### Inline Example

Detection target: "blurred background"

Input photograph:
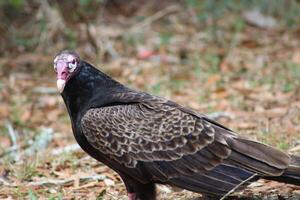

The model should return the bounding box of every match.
[0,0,300,199]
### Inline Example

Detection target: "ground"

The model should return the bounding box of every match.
[0,1,300,199]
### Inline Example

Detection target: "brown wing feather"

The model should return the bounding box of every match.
[81,92,291,181]
[81,103,218,168]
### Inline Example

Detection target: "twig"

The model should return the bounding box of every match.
[6,122,17,148]
[220,173,258,200]
[28,174,107,187]
[0,177,15,187]
[128,5,180,33]
[0,174,107,188]
[105,191,120,200]
[0,146,18,158]
[5,122,20,161]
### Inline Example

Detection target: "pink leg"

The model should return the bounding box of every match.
[128,192,137,200]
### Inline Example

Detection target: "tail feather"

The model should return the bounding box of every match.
[265,155,300,185]
[224,136,290,176]
[227,151,284,175]
[229,138,290,169]
[168,164,258,197]
[226,137,300,185]
[167,152,299,198]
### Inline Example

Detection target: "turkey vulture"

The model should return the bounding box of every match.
[54,50,300,200]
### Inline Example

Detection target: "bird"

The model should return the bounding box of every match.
[54,50,300,200]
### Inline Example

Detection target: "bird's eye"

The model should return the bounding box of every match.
[68,60,77,72]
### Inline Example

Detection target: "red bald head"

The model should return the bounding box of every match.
[54,50,80,93]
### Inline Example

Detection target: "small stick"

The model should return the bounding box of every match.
[6,122,17,148]
[220,173,258,200]
[28,174,107,187]
[0,177,15,187]
[5,122,20,161]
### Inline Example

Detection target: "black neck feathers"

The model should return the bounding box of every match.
[61,61,125,122]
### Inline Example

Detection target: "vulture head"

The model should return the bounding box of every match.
[54,50,81,93]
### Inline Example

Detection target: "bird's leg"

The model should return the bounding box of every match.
[119,172,156,200]
[125,182,156,200]
[127,192,137,200]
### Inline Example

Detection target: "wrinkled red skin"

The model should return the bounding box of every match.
[56,60,69,80]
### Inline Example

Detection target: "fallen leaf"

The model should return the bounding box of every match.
[206,74,221,86]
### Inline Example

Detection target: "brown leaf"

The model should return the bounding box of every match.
[211,88,228,100]
[0,104,10,119]
[206,74,221,86]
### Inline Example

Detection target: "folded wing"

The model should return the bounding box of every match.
[81,92,291,195]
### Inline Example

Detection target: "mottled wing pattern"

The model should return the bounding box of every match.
[81,92,290,182]
[81,102,225,168]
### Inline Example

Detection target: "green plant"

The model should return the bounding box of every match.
[48,193,63,200]
[28,189,38,200]
[14,158,39,181]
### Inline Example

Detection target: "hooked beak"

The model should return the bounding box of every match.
[56,61,69,93]
[57,79,66,93]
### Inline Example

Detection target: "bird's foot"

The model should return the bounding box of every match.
[128,192,137,200]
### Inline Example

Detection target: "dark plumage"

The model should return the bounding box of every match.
[54,50,300,200]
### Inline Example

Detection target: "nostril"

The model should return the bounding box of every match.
[60,71,68,79]
[57,67,69,80]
